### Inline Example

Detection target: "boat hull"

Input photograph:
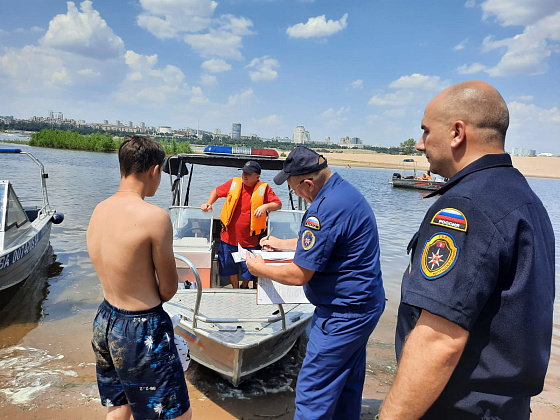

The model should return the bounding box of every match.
[391,178,445,191]
[164,289,314,386]
[0,217,52,291]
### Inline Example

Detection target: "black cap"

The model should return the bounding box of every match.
[273,146,328,185]
[240,160,261,174]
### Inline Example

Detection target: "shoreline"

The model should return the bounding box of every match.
[321,151,560,179]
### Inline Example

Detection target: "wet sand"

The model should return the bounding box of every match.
[321,150,560,179]
[1,297,558,419]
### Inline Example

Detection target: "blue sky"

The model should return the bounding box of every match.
[1,0,559,153]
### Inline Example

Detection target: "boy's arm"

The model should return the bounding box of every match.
[152,208,178,302]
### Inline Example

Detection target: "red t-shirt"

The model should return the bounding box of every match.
[216,179,281,247]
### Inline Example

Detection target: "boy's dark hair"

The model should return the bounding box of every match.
[118,135,165,177]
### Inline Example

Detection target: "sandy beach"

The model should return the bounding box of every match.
[321,150,560,179]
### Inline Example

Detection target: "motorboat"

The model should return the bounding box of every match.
[389,158,446,191]
[0,149,63,291]
[162,151,314,386]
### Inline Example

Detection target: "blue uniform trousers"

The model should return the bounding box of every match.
[294,305,382,420]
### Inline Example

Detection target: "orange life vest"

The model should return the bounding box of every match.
[220,177,268,236]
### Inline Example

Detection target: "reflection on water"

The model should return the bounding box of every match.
[0,247,63,348]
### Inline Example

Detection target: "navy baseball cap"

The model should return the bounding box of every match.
[240,160,261,174]
[273,146,328,185]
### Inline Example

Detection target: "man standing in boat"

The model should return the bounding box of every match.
[379,81,555,419]
[201,160,282,289]
[246,146,385,420]
[87,135,192,420]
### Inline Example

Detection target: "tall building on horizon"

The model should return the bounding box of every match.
[231,122,241,139]
[293,126,310,144]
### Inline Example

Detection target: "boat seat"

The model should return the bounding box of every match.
[173,237,210,248]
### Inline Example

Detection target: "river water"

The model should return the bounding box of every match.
[1,142,559,416]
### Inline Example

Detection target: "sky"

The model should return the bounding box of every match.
[0,0,559,154]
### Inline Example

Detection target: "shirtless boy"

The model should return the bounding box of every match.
[87,135,192,420]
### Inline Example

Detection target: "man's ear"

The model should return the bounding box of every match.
[451,120,466,149]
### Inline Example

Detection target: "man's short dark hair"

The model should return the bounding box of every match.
[118,135,165,177]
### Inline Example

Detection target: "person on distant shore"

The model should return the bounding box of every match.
[379,81,555,419]
[201,160,281,288]
[246,146,385,420]
[87,135,192,420]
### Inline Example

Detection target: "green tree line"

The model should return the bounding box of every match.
[28,129,192,154]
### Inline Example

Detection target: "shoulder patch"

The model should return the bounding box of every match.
[301,230,316,250]
[304,216,321,230]
[420,232,459,280]
[430,208,467,232]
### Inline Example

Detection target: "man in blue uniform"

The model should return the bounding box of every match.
[379,81,555,419]
[246,146,385,420]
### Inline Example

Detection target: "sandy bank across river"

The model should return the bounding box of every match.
[321,150,560,179]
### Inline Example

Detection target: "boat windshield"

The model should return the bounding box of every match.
[169,206,212,248]
[268,210,306,239]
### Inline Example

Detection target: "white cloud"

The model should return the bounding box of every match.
[246,56,279,81]
[465,0,477,8]
[368,91,416,107]
[137,0,217,38]
[40,1,124,60]
[201,59,231,73]
[255,114,282,125]
[115,50,192,104]
[351,79,363,89]
[321,107,350,119]
[480,0,560,26]
[453,38,469,50]
[506,101,560,152]
[320,107,349,128]
[462,2,560,77]
[200,74,217,86]
[389,74,448,91]
[185,28,247,60]
[77,68,101,77]
[516,95,534,101]
[481,11,560,76]
[227,88,254,106]
[456,62,488,74]
[367,74,450,144]
[138,2,254,60]
[286,13,348,39]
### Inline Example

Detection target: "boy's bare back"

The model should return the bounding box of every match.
[87,193,178,311]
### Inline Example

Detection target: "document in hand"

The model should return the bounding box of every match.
[255,251,310,305]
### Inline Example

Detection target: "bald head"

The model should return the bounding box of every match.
[435,80,509,146]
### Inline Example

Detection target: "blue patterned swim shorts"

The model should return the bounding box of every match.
[92,300,190,419]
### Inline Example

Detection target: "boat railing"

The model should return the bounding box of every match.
[0,149,51,216]
[174,253,287,331]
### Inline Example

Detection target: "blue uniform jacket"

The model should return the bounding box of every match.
[396,154,555,419]
[293,173,385,310]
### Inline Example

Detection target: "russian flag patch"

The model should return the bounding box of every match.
[430,208,467,232]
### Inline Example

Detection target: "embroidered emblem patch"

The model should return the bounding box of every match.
[304,216,321,230]
[302,230,316,250]
[430,208,467,232]
[420,233,459,279]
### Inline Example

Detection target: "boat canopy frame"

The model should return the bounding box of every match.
[163,153,305,211]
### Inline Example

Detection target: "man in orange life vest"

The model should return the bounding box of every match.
[201,161,282,288]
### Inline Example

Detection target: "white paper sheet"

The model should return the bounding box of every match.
[257,276,310,304]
